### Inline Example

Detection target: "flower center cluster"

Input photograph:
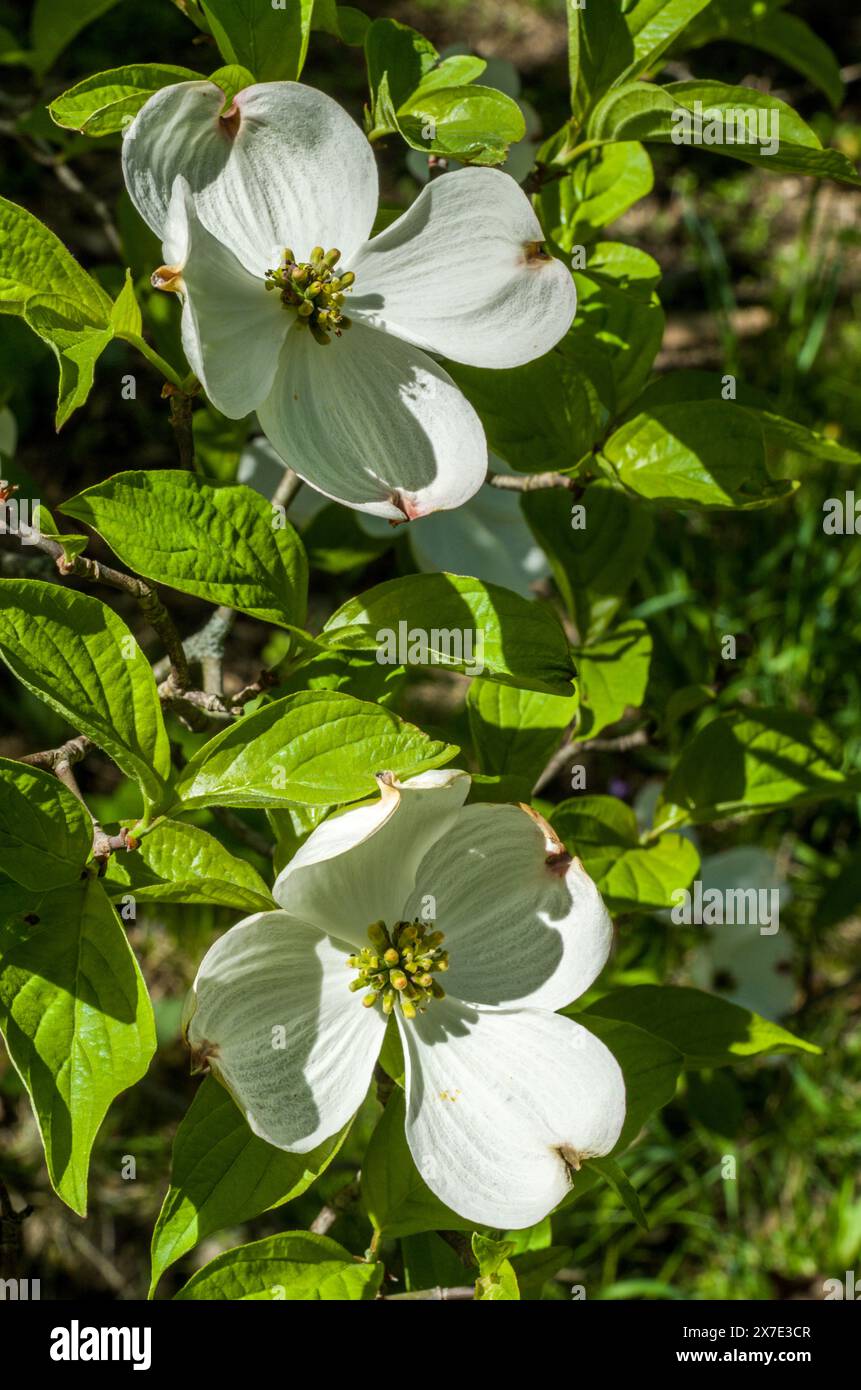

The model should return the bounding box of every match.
[264,246,355,345]
[347,919,448,1020]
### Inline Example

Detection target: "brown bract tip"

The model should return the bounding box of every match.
[524,240,552,265]
[519,803,572,874]
[189,1039,220,1076]
[388,490,424,525]
[151,265,184,293]
[558,1144,584,1174]
[219,100,241,139]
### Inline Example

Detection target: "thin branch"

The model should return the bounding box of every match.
[165,387,198,472]
[486,468,582,493]
[533,727,650,795]
[309,1180,360,1236]
[8,513,190,688]
[271,466,303,510]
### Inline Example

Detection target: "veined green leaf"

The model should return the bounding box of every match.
[0,581,172,815]
[661,707,853,823]
[603,400,798,508]
[574,620,651,738]
[105,819,274,912]
[64,472,308,628]
[0,757,92,890]
[584,984,820,1065]
[150,1077,347,1295]
[49,63,205,135]
[323,573,576,696]
[172,690,456,811]
[174,1230,382,1300]
[467,681,577,781]
[201,0,315,82]
[0,876,155,1214]
[552,794,699,912]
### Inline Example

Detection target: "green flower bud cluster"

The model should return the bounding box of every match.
[264,246,356,345]
[347,919,449,1020]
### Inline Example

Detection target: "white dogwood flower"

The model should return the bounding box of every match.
[122,79,576,520]
[183,768,625,1228]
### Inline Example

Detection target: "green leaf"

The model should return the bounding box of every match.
[365,18,524,165]
[150,1077,347,1295]
[323,573,576,697]
[63,472,308,628]
[24,296,113,429]
[574,619,651,738]
[0,197,115,426]
[620,0,712,82]
[551,795,699,912]
[538,141,654,249]
[586,1155,648,1229]
[362,1089,474,1238]
[588,80,861,186]
[570,241,665,416]
[313,1,369,45]
[448,339,604,475]
[172,690,456,811]
[522,481,654,641]
[0,580,172,816]
[0,757,92,890]
[682,3,844,109]
[0,196,111,323]
[110,270,142,337]
[603,400,797,509]
[584,984,820,1066]
[397,84,526,166]
[0,876,156,1214]
[30,0,125,75]
[402,1232,470,1292]
[207,63,256,107]
[467,680,577,781]
[566,0,633,127]
[201,0,315,82]
[174,1231,382,1300]
[661,707,852,823]
[472,1233,520,1300]
[623,371,861,467]
[104,819,274,912]
[577,1014,683,1151]
[29,502,88,563]
[49,63,205,136]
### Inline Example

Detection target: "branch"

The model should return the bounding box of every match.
[8,514,191,689]
[533,726,650,795]
[486,468,582,493]
[165,385,198,472]
[272,466,303,510]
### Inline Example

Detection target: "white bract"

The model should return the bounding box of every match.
[122,80,576,520]
[183,768,625,1228]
